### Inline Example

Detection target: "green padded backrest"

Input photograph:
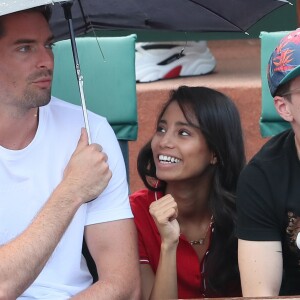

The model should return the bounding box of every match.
[260,31,291,137]
[52,34,138,141]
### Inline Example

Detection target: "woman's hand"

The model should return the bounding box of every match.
[149,194,180,246]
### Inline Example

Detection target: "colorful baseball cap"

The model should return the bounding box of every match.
[268,28,300,97]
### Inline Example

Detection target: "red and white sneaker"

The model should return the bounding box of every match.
[135,41,216,82]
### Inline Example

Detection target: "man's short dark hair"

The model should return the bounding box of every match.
[0,5,52,38]
[275,81,292,102]
[32,5,52,22]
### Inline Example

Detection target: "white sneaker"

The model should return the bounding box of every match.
[135,41,216,82]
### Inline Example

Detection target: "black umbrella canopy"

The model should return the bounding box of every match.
[0,0,290,143]
[50,0,290,40]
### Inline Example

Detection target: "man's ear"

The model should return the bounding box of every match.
[274,96,293,122]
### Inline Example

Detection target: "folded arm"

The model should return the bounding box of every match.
[140,242,178,300]
[0,185,87,299]
[140,194,179,300]
[238,239,283,297]
[73,218,141,299]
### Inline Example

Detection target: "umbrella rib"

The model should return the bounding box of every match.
[187,0,290,32]
[77,1,106,61]
[187,0,246,32]
[77,0,106,60]
[78,0,89,33]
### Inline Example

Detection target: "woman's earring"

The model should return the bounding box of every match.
[211,155,217,165]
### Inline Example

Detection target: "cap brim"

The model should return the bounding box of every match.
[280,64,300,86]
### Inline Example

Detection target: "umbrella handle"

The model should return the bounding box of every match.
[76,68,92,145]
[61,1,92,144]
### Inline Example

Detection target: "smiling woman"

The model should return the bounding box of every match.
[129,85,246,299]
[151,100,213,183]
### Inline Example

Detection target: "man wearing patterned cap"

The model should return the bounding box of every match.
[236,28,300,297]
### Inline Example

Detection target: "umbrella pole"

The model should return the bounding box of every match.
[61,1,92,144]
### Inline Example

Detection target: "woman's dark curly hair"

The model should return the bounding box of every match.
[137,86,245,296]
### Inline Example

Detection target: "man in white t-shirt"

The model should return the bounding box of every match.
[0,5,141,299]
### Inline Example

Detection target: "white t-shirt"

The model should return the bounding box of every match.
[0,97,133,299]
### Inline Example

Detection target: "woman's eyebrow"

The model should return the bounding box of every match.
[159,119,196,128]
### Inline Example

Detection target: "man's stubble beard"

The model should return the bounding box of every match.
[23,86,51,109]
[23,69,53,109]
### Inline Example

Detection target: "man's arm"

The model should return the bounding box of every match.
[0,129,111,299]
[238,239,283,297]
[140,264,155,300]
[0,187,84,300]
[73,219,141,300]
